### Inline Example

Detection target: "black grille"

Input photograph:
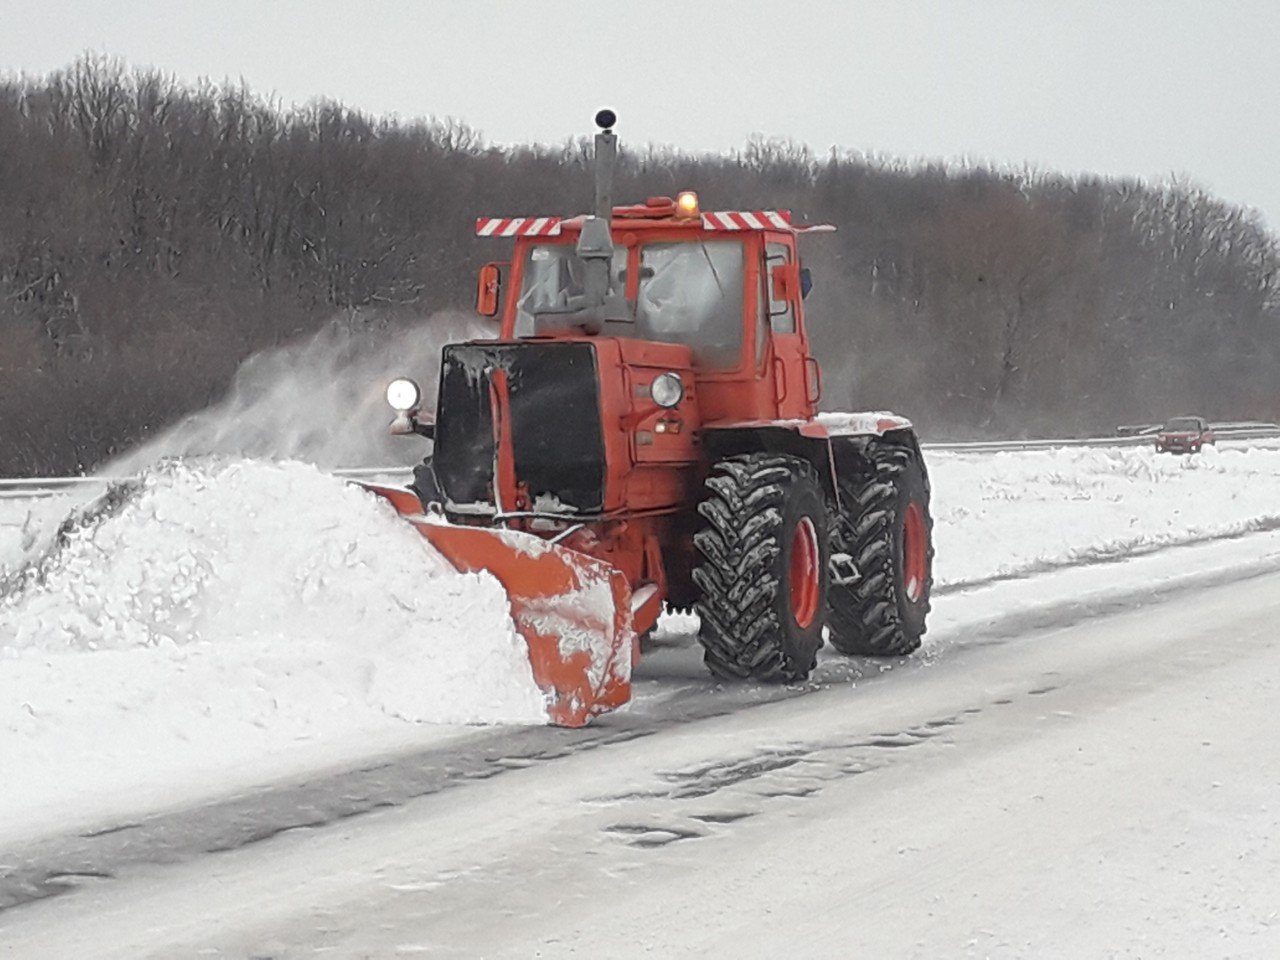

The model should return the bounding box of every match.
[433,341,605,514]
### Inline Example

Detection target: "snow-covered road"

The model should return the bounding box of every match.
[3,556,1277,957]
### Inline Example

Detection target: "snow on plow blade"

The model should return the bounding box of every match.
[360,485,634,726]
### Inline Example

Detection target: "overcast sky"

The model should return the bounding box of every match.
[3,0,1278,225]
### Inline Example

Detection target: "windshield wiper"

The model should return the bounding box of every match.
[697,240,726,297]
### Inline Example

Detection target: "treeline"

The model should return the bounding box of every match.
[2,56,1278,475]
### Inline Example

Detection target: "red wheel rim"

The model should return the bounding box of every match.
[902,501,927,603]
[788,516,820,629]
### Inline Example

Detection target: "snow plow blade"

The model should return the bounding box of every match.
[360,484,634,727]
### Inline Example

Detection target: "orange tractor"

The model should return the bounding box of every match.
[363,111,933,726]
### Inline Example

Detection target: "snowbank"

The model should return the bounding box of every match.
[0,460,546,842]
[928,444,1280,587]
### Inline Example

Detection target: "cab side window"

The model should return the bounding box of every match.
[765,242,795,334]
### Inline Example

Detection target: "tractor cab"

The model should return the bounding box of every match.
[478,203,831,423]
[472,113,833,424]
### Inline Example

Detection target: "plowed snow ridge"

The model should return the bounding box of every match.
[0,459,547,842]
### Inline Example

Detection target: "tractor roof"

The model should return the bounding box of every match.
[476,195,835,239]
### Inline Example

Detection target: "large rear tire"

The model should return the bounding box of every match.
[828,439,933,657]
[693,454,829,682]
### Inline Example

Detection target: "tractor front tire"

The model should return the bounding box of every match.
[693,454,829,682]
[828,440,933,657]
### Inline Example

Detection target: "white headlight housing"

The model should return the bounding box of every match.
[386,377,421,413]
[650,372,684,409]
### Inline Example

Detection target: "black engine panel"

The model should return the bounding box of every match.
[433,341,606,514]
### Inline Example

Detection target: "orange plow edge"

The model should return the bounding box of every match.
[360,484,635,727]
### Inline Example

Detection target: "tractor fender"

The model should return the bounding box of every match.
[704,412,926,510]
[703,420,840,506]
[821,414,931,499]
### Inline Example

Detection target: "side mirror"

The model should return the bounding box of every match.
[799,267,813,300]
[476,262,502,318]
[770,263,800,303]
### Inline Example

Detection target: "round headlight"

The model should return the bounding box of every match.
[385,377,421,413]
[650,372,684,409]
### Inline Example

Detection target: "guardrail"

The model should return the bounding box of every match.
[0,466,411,500]
[1117,420,1280,436]
[929,422,1280,454]
[927,435,1151,453]
[3,426,1278,501]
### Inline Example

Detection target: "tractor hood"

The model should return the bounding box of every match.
[432,337,699,522]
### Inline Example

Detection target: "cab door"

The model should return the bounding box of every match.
[763,235,818,419]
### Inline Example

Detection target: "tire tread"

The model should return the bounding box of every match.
[694,453,824,682]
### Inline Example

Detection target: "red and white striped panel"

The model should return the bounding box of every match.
[701,210,792,231]
[475,217,563,237]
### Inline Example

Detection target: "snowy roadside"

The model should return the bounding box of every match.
[0,460,545,846]
[2,445,1280,846]
[929,444,1280,586]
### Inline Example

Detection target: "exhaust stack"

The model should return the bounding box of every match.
[592,108,617,219]
[574,109,627,330]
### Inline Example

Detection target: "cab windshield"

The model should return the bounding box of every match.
[514,245,628,332]
[1163,418,1201,432]
[514,239,746,368]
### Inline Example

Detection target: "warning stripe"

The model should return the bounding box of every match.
[476,212,793,235]
[475,217,563,237]
[701,210,792,231]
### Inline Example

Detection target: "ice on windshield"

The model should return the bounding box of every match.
[514,246,627,336]
[514,240,747,368]
[635,240,745,367]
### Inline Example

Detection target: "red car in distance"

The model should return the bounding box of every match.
[1155,417,1215,454]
